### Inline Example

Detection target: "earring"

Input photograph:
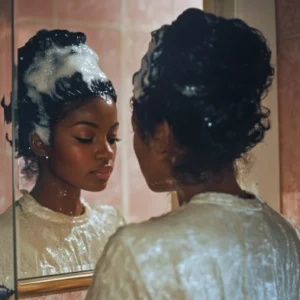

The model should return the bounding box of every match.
[45,156,49,160]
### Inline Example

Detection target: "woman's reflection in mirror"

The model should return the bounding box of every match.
[0,29,125,286]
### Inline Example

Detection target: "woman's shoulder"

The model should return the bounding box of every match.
[88,203,121,216]
[0,206,14,257]
[0,205,14,228]
[109,205,245,252]
[108,213,186,250]
[0,195,29,232]
[87,203,126,226]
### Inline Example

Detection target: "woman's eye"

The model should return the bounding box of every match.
[108,137,121,145]
[75,137,93,144]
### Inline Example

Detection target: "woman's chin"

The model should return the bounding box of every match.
[81,182,108,192]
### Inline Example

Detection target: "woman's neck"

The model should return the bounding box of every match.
[176,169,250,205]
[30,172,84,216]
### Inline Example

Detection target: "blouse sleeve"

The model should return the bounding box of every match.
[86,228,150,300]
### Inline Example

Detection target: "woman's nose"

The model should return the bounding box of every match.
[94,141,114,160]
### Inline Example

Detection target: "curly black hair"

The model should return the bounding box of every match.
[131,8,274,184]
[12,29,117,179]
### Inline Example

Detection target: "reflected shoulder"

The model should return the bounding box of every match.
[88,203,126,226]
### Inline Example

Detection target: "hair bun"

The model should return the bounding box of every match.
[167,8,218,48]
[175,8,217,26]
[131,8,274,183]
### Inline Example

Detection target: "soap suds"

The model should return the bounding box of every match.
[133,29,165,100]
[133,28,203,100]
[22,43,108,144]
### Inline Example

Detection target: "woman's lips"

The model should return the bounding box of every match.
[92,166,113,180]
[94,172,111,180]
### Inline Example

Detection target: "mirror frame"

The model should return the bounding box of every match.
[14,0,279,297]
[18,271,93,298]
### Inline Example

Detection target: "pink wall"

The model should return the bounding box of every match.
[0,0,15,293]
[276,0,300,228]
[22,291,87,300]
[0,0,13,214]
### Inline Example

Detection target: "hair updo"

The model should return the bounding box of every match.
[131,8,274,183]
[14,29,117,179]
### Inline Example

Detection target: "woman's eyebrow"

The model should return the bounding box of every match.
[70,120,99,128]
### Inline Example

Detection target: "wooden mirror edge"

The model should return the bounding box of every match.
[17,271,93,298]
[171,192,179,210]
[203,0,215,13]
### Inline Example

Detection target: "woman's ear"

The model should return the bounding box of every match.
[29,133,48,157]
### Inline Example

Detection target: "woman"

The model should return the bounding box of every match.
[87,8,300,300]
[0,29,125,287]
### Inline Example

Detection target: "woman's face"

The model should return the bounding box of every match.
[46,97,119,192]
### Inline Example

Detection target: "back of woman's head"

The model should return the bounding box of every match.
[131,8,274,183]
[16,29,116,179]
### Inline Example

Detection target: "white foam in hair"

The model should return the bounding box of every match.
[133,27,202,101]
[133,29,165,100]
[23,43,108,144]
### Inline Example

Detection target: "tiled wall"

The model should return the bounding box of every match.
[276,0,300,228]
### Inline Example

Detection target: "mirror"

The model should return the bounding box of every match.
[0,0,15,299]
[12,0,205,297]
